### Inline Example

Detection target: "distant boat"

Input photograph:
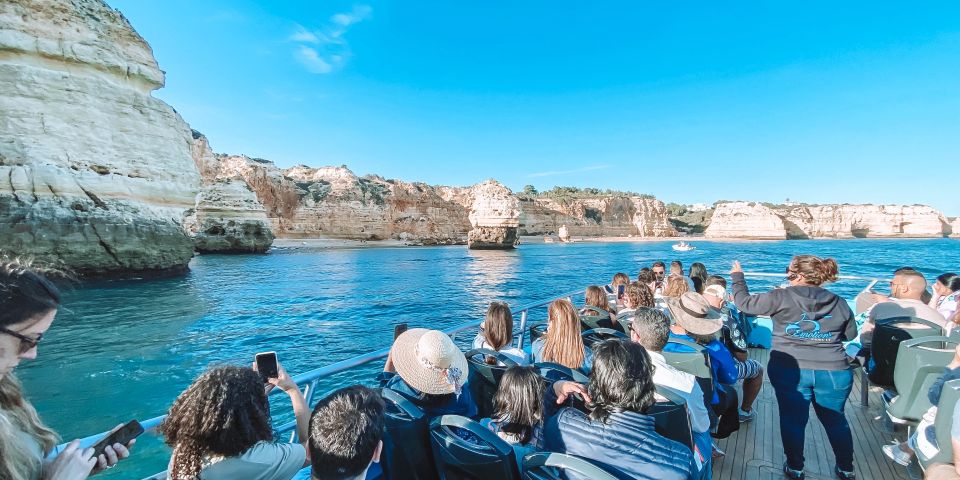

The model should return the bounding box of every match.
[672,241,695,252]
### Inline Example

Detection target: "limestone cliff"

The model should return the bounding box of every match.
[187,132,273,252]
[0,0,199,276]
[704,203,788,239]
[950,218,960,238]
[462,180,520,249]
[519,197,677,237]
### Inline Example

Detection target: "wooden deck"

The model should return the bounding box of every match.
[712,348,910,480]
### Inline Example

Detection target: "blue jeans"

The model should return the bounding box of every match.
[767,357,855,472]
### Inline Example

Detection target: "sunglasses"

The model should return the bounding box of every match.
[0,327,42,354]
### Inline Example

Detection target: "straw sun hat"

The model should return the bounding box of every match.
[391,328,468,395]
[666,292,723,335]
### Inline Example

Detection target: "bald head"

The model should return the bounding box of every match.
[892,271,927,300]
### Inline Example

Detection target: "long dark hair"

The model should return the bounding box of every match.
[491,366,544,444]
[937,273,960,293]
[586,340,656,423]
[483,302,514,365]
[161,366,274,479]
[0,259,62,328]
[689,263,708,294]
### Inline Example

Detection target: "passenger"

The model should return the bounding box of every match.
[306,386,384,480]
[689,262,708,294]
[663,274,690,298]
[922,402,960,480]
[704,275,752,349]
[616,283,655,324]
[604,272,631,305]
[638,268,657,294]
[480,365,544,465]
[652,261,668,295]
[670,260,696,292]
[861,268,948,341]
[542,340,693,480]
[929,273,960,323]
[531,299,593,374]
[382,329,476,417]
[663,292,763,422]
[473,302,528,365]
[162,364,310,479]
[0,259,132,480]
[630,308,713,479]
[731,256,857,480]
[582,286,617,330]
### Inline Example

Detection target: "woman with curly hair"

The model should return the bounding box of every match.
[0,259,132,480]
[161,363,311,479]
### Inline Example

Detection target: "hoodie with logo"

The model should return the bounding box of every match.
[731,272,857,371]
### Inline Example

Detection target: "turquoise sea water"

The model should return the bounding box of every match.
[20,238,960,478]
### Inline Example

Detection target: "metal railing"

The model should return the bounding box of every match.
[55,272,885,479]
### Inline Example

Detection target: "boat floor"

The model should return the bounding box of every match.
[712,348,910,480]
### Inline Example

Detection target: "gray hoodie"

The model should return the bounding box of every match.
[731,272,857,371]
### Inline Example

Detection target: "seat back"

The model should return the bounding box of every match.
[534,362,590,384]
[580,306,614,331]
[887,337,958,423]
[521,452,622,480]
[918,379,960,469]
[529,323,548,344]
[429,415,520,480]
[465,349,518,419]
[647,387,693,452]
[381,389,438,480]
[661,338,712,380]
[581,328,626,348]
[869,316,944,389]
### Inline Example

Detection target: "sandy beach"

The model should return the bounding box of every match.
[269,235,776,250]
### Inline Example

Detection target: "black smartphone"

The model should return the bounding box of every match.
[394,323,409,340]
[255,351,279,383]
[91,420,144,458]
[617,285,625,298]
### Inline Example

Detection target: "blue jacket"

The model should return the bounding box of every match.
[543,384,693,480]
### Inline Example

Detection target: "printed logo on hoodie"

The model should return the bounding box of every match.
[784,312,834,341]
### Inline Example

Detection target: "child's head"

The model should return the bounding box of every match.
[492,366,544,444]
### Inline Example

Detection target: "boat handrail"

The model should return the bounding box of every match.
[48,272,883,478]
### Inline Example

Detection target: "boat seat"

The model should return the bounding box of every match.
[580,306,616,332]
[429,415,521,480]
[581,328,626,348]
[529,323,547,344]
[918,379,960,470]
[534,362,589,384]
[521,452,624,480]
[660,338,715,417]
[885,337,958,425]
[949,327,960,344]
[381,388,439,480]
[465,348,519,419]
[649,387,694,452]
[867,316,944,390]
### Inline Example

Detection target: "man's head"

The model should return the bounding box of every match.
[310,386,385,480]
[705,275,727,289]
[669,260,683,276]
[652,261,666,279]
[890,270,927,301]
[702,284,726,309]
[630,307,671,352]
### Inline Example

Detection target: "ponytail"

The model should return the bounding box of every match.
[790,255,839,286]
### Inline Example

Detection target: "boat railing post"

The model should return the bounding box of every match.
[289,379,318,443]
[516,310,528,349]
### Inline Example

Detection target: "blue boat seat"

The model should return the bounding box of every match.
[649,387,694,452]
[521,452,624,480]
[465,348,519,419]
[581,328,626,348]
[380,388,438,480]
[429,415,521,480]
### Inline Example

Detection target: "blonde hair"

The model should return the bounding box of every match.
[611,273,630,288]
[663,275,690,298]
[542,300,586,369]
[0,374,59,480]
[584,286,615,315]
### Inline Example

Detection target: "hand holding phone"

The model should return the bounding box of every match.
[255,351,279,383]
[91,420,143,459]
[394,323,409,341]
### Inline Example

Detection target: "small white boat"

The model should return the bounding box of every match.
[672,242,695,252]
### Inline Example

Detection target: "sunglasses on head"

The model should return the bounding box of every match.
[0,327,42,354]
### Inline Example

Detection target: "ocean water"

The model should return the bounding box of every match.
[19,238,960,478]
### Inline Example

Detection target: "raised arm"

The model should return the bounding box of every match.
[272,364,312,466]
[729,262,782,317]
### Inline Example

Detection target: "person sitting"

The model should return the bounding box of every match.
[306,386,384,480]
[616,283,655,324]
[663,274,691,298]
[638,268,657,294]
[689,262,708,294]
[542,340,694,480]
[161,364,311,479]
[473,301,528,365]
[703,281,752,366]
[652,261,668,295]
[930,273,960,324]
[604,272,631,306]
[630,308,713,479]
[532,300,594,373]
[663,292,763,422]
[582,286,617,329]
[923,402,960,480]
[480,365,544,465]
[861,268,948,342]
[382,329,476,417]
[670,260,696,292]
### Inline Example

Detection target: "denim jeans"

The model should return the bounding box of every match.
[767,357,855,471]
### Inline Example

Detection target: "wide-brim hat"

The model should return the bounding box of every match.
[666,292,723,335]
[391,328,468,395]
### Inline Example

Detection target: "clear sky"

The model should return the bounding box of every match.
[108,1,960,215]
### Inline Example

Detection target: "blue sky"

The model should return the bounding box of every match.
[109,1,960,215]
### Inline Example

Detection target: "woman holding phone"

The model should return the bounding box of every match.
[0,259,133,480]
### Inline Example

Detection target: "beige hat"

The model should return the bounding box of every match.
[703,284,726,299]
[666,292,723,335]
[391,328,468,395]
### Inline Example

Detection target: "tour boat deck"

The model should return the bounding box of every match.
[713,348,909,480]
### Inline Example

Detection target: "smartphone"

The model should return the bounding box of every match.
[91,420,144,458]
[617,285,625,298]
[394,323,409,340]
[255,351,279,383]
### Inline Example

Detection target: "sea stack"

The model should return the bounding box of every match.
[0,0,200,276]
[467,180,520,249]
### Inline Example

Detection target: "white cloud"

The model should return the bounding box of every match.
[288,5,371,74]
[528,165,611,178]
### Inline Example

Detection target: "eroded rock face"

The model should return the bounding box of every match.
[519,197,677,237]
[705,203,788,239]
[0,0,200,276]
[950,218,960,238]
[467,226,518,249]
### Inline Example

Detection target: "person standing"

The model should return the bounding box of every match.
[730,256,857,480]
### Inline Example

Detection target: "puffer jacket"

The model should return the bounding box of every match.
[543,386,694,479]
